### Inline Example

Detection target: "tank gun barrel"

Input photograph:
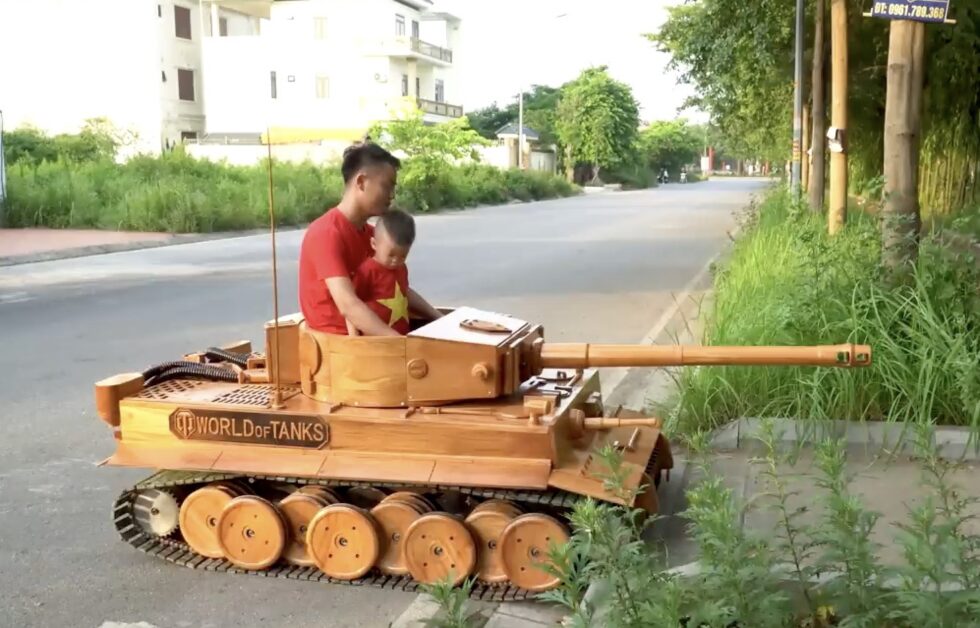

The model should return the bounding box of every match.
[539,343,872,369]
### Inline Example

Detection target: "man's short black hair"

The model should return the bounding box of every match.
[376,209,415,248]
[341,141,401,183]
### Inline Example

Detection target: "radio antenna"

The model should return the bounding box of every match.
[266,128,285,410]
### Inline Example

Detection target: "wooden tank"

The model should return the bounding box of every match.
[94,306,872,597]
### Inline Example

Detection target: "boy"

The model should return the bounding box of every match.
[346,209,435,335]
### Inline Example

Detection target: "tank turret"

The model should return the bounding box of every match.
[288,306,871,408]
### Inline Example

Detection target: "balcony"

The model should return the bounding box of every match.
[418,98,462,118]
[410,37,452,63]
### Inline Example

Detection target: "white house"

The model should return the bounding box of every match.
[198,0,462,144]
[0,0,227,155]
[0,0,462,155]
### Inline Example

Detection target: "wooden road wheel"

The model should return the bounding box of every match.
[402,512,476,586]
[216,495,287,570]
[346,486,388,509]
[385,491,437,514]
[498,513,569,591]
[296,485,341,503]
[278,490,337,566]
[465,500,522,583]
[306,504,380,580]
[370,493,434,575]
[178,484,241,558]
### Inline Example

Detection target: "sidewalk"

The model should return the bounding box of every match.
[648,418,980,575]
[0,228,180,265]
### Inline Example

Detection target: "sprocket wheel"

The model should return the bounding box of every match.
[132,488,181,537]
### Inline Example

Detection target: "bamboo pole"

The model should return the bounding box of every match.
[809,0,827,212]
[828,0,848,235]
[802,104,811,193]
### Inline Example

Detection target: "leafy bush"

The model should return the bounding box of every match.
[4,148,577,232]
[540,424,980,628]
[668,186,980,433]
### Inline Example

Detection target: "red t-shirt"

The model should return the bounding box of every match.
[352,257,411,335]
[298,208,374,334]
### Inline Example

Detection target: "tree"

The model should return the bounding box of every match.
[555,66,640,182]
[639,119,703,176]
[649,0,797,164]
[466,104,513,140]
[368,108,491,211]
[467,85,562,146]
[881,19,925,285]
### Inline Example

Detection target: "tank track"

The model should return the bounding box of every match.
[112,469,589,602]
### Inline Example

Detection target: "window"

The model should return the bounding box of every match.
[315,75,330,99]
[180,131,198,142]
[177,68,195,101]
[219,17,228,36]
[174,5,192,40]
[270,71,277,99]
[411,20,419,39]
[401,74,408,97]
[313,17,328,40]
[157,4,162,17]
[395,14,405,36]
[435,79,444,103]
[415,77,420,98]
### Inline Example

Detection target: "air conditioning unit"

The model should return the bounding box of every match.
[374,73,388,83]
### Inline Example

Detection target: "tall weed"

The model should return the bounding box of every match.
[543,425,980,627]
[673,186,980,434]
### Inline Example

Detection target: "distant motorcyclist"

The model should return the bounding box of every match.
[658,168,669,184]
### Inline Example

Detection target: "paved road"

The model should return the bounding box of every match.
[0,178,767,628]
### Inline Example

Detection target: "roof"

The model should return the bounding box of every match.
[495,123,540,141]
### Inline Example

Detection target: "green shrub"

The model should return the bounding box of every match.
[5,151,577,232]
[669,186,980,433]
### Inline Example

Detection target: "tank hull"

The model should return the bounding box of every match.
[102,367,671,595]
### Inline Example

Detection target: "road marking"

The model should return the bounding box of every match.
[0,291,32,304]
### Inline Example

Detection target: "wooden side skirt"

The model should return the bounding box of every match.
[101,442,552,490]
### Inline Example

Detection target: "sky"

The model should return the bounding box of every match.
[433,0,706,124]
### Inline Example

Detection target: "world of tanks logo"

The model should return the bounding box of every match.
[169,408,329,449]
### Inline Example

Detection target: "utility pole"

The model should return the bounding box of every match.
[828,0,848,235]
[809,0,827,212]
[517,89,524,170]
[791,0,805,198]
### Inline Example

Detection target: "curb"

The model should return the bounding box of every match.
[709,416,980,461]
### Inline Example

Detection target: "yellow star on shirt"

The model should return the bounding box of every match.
[377,282,410,327]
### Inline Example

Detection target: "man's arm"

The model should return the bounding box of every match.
[326,277,401,337]
[407,287,443,322]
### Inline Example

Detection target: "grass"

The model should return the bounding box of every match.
[3,149,579,233]
[666,186,980,435]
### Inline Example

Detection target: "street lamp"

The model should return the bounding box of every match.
[517,12,569,170]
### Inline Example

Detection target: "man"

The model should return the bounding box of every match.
[298,142,442,335]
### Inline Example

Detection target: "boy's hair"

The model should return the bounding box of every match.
[341,141,401,184]
[376,209,415,247]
